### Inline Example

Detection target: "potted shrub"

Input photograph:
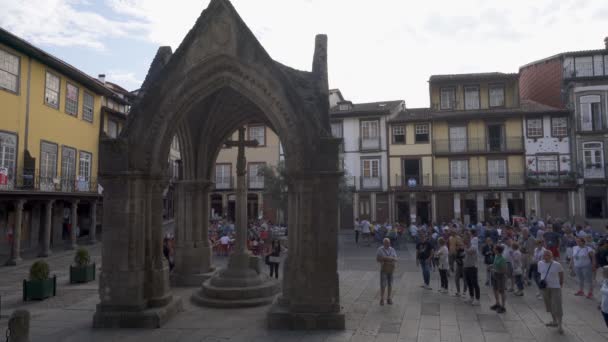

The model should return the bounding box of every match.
[23,260,56,301]
[70,248,95,283]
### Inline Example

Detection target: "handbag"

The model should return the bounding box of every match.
[538,261,553,289]
[381,261,395,274]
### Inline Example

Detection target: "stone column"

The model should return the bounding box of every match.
[93,173,181,328]
[268,137,344,329]
[453,193,461,221]
[500,192,510,223]
[172,179,214,286]
[370,192,377,222]
[7,199,26,265]
[353,192,359,221]
[39,200,54,257]
[476,193,485,223]
[30,204,41,250]
[68,200,79,249]
[89,200,97,244]
[221,193,228,218]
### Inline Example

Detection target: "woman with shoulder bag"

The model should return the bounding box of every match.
[267,240,286,279]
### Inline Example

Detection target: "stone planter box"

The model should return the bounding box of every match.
[70,263,96,283]
[23,275,56,301]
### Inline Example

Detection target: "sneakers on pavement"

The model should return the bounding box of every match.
[574,290,585,296]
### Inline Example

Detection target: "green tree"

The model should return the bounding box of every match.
[259,161,353,224]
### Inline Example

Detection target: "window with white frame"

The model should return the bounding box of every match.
[61,146,76,191]
[489,84,505,107]
[563,57,575,77]
[45,72,60,108]
[415,124,429,143]
[392,125,405,144]
[0,132,17,187]
[487,159,507,186]
[580,95,602,131]
[450,160,468,187]
[78,151,92,182]
[65,83,78,115]
[83,92,94,122]
[362,159,379,177]
[40,141,58,186]
[361,120,379,139]
[248,125,265,146]
[248,163,265,188]
[215,164,231,189]
[464,86,480,110]
[440,88,455,110]
[526,118,543,138]
[551,117,568,137]
[583,142,603,169]
[107,119,119,138]
[594,55,604,76]
[537,155,558,173]
[330,122,343,138]
[575,56,593,77]
[0,49,19,92]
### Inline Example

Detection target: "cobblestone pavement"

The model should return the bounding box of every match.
[0,233,607,341]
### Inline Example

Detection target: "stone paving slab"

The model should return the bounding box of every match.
[0,234,606,341]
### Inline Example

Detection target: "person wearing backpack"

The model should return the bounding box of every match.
[570,237,596,299]
[538,250,565,334]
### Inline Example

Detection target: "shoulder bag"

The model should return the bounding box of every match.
[538,261,553,289]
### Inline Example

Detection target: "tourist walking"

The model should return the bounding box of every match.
[544,225,561,260]
[453,240,466,296]
[571,237,596,299]
[361,219,371,246]
[600,266,608,328]
[520,228,536,286]
[416,233,434,290]
[266,240,285,279]
[511,242,524,296]
[354,217,361,245]
[502,238,515,292]
[491,244,507,313]
[538,250,564,334]
[532,240,547,299]
[482,237,495,286]
[377,238,397,305]
[463,237,480,305]
[436,237,449,293]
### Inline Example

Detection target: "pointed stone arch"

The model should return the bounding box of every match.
[94,0,343,329]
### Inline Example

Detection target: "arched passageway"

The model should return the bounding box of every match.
[94,0,343,330]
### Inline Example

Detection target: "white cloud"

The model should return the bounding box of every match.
[106,70,142,90]
[1,0,607,106]
[0,0,146,50]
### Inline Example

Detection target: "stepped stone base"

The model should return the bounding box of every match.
[191,272,280,308]
[93,296,183,328]
[267,302,345,330]
[170,268,217,287]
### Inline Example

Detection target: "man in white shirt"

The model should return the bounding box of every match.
[361,219,371,246]
[377,238,397,305]
[538,250,565,334]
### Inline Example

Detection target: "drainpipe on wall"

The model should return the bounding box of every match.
[24,57,32,150]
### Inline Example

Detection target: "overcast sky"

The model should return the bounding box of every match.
[1,0,607,107]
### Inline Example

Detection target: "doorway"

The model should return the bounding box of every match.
[403,159,421,185]
[487,124,504,152]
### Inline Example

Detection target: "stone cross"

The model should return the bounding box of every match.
[223,127,258,256]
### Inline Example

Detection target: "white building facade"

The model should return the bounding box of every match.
[329,89,404,225]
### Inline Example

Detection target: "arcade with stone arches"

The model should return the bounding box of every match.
[94,0,343,330]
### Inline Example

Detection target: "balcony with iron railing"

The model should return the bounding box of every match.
[433,173,525,189]
[525,171,577,188]
[392,174,431,188]
[359,175,382,190]
[433,137,523,154]
[0,170,98,193]
[359,136,381,151]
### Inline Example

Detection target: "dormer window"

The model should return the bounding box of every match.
[440,88,455,110]
[339,104,351,111]
[464,86,480,110]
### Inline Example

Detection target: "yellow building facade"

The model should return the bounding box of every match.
[0,28,109,264]
[429,73,526,225]
[210,123,282,223]
[387,108,434,224]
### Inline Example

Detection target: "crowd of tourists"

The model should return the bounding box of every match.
[370,216,608,335]
[162,218,288,278]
